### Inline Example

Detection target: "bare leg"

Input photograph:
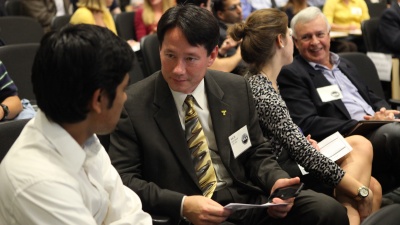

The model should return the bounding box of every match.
[335,177,381,225]
[369,176,382,213]
[335,135,374,225]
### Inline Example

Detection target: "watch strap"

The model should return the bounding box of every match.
[0,103,9,121]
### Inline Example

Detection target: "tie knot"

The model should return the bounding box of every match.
[184,95,195,109]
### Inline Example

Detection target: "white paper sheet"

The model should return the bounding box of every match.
[224,202,288,211]
[367,52,392,81]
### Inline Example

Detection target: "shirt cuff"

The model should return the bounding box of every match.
[180,195,186,218]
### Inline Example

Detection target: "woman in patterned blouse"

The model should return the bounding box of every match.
[228,8,380,225]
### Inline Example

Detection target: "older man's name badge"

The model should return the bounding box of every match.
[317,84,343,102]
[229,125,252,158]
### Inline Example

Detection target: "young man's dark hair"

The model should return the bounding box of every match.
[176,0,208,6]
[156,4,219,55]
[32,24,134,124]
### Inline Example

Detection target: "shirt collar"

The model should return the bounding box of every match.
[171,79,206,109]
[307,52,341,70]
[33,110,100,174]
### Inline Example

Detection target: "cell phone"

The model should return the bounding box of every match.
[267,183,304,202]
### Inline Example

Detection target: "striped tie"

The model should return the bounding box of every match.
[184,95,217,198]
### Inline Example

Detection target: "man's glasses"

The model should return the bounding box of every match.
[226,3,242,11]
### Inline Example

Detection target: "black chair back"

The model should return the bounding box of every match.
[51,15,71,31]
[115,11,136,41]
[0,119,29,162]
[0,16,43,45]
[4,0,25,16]
[339,52,386,99]
[140,34,160,77]
[0,43,40,102]
[361,18,380,52]
[365,0,387,18]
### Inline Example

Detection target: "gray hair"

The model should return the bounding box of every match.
[290,6,331,38]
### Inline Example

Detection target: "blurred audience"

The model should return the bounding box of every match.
[250,0,288,10]
[377,0,400,57]
[71,0,121,14]
[21,0,71,32]
[124,0,144,12]
[212,0,248,75]
[134,0,175,41]
[322,0,369,52]
[240,0,252,19]
[323,0,370,31]
[307,0,325,8]
[282,0,308,24]
[70,0,117,34]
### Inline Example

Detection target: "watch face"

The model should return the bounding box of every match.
[360,187,369,197]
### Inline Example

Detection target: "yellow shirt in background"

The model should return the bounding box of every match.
[70,7,117,35]
[323,0,370,28]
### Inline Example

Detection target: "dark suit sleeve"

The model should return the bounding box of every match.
[278,65,358,141]
[108,107,184,219]
[378,8,400,53]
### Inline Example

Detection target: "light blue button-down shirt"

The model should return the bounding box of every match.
[308,53,375,120]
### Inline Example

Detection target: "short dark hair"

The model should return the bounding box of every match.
[212,0,225,17]
[176,0,208,7]
[32,24,135,124]
[157,4,219,55]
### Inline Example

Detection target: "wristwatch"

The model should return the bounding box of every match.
[355,186,369,200]
[0,103,9,121]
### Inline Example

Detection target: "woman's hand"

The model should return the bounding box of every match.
[306,134,320,151]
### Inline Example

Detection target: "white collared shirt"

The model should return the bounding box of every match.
[0,110,151,225]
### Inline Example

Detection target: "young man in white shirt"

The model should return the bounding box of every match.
[0,24,151,225]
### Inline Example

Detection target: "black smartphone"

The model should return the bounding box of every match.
[267,183,304,202]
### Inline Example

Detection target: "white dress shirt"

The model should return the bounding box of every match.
[0,110,151,225]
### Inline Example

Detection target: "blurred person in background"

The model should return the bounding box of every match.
[134,0,175,41]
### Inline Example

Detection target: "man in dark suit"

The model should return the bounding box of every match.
[108,4,349,225]
[377,0,400,57]
[278,7,400,196]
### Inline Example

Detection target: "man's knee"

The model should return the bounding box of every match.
[370,123,400,160]
[292,190,349,225]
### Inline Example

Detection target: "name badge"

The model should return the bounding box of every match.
[229,125,252,158]
[351,7,362,15]
[317,84,343,102]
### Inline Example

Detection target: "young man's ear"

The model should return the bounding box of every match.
[90,89,103,113]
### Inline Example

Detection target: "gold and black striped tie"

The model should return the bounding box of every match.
[184,95,217,198]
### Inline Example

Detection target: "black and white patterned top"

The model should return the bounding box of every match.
[248,74,344,186]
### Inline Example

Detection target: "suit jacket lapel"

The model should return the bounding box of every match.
[153,74,199,186]
[299,56,352,119]
[338,59,373,106]
[204,73,232,166]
